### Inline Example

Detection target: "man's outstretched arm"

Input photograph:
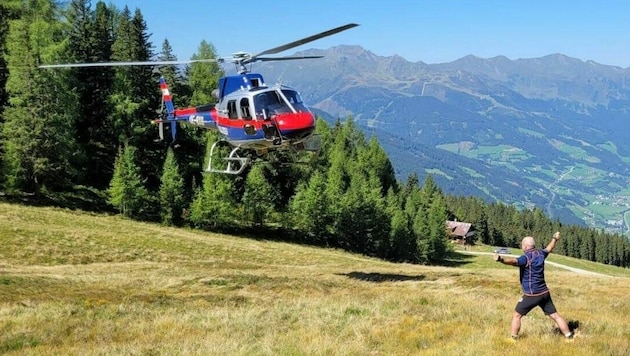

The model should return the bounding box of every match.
[545,231,561,253]
[493,253,519,266]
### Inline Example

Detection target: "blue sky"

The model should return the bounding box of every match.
[109,0,630,68]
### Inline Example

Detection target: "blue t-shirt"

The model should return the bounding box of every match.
[516,248,549,295]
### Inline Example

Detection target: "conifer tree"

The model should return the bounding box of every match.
[324,133,350,243]
[109,6,142,144]
[157,38,190,107]
[361,136,397,195]
[472,208,488,245]
[108,144,148,218]
[188,129,237,229]
[109,6,162,192]
[311,118,333,171]
[186,40,223,106]
[156,38,198,182]
[159,147,185,226]
[66,0,116,188]
[242,164,276,226]
[0,1,20,116]
[386,188,416,262]
[333,121,390,255]
[189,171,236,230]
[0,1,20,183]
[427,192,451,262]
[177,39,225,191]
[289,171,332,244]
[2,0,79,194]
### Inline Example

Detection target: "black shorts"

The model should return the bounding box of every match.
[515,292,557,316]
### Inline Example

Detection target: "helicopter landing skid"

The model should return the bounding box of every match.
[205,142,249,175]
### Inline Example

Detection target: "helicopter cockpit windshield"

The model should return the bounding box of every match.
[281,89,309,113]
[253,89,310,120]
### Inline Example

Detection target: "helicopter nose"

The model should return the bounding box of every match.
[276,112,316,139]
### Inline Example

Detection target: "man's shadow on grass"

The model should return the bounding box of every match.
[553,320,581,334]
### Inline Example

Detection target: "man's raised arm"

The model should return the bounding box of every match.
[545,231,561,253]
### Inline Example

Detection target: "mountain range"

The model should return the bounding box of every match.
[253,45,630,236]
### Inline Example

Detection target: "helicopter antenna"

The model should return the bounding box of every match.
[276,65,288,87]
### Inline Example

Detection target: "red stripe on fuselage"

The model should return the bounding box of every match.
[173,107,315,130]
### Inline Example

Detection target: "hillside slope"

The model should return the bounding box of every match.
[1,203,629,355]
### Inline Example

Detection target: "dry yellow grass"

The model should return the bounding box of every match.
[1,202,629,355]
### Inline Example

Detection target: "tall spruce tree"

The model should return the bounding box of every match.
[361,136,397,195]
[159,147,185,226]
[427,192,450,262]
[174,39,225,199]
[109,7,157,144]
[0,1,21,183]
[288,171,333,244]
[189,171,236,230]
[108,144,148,218]
[386,188,416,262]
[157,38,202,202]
[189,130,237,230]
[323,119,355,243]
[2,0,79,194]
[0,1,20,113]
[186,40,223,106]
[157,38,190,107]
[109,6,163,196]
[66,0,116,188]
[0,1,19,107]
[338,174,390,256]
[242,164,276,226]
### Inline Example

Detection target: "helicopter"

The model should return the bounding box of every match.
[40,23,359,174]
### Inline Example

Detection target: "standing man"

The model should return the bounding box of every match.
[494,231,574,340]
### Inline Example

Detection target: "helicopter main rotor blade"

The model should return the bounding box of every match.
[39,58,219,69]
[255,55,324,62]
[251,23,359,59]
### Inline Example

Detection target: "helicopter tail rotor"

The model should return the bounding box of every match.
[152,77,178,141]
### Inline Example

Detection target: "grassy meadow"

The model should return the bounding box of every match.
[1,202,630,355]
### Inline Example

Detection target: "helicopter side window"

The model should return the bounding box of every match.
[227,100,238,120]
[240,98,252,120]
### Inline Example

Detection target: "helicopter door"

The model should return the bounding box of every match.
[227,100,238,119]
[240,98,256,135]
[240,98,252,120]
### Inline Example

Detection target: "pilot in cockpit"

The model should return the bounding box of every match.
[255,93,272,120]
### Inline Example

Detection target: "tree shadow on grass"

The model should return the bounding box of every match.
[431,250,476,267]
[337,272,426,283]
[1,187,115,213]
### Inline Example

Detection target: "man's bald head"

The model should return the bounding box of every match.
[522,236,535,249]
